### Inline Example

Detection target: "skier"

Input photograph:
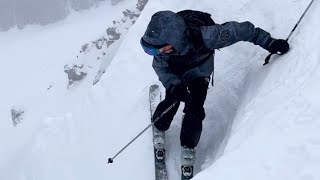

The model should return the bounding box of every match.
[140,10,289,179]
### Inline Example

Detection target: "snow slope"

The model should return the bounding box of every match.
[1,0,320,180]
[0,0,141,179]
[194,1,320,179]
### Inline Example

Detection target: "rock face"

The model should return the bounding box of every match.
[136,0,148,11]
[79,0,148,56]
[11,107,24,127]
[64,64,88,87]
[65,0,149,87]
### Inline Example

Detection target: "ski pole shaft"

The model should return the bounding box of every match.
[108,123,153,163]
[263,0,316,65]
[108,101,177,164]
[286,0,315,41]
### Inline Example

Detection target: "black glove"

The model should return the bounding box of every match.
[267,39,290,55]
[169,84,191,102]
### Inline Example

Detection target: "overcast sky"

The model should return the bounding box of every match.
[0,0,122,31]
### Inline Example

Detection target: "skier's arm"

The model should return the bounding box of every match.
[201,21,273,50]
[152,55,182,90]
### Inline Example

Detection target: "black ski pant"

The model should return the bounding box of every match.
[152,77,209,148]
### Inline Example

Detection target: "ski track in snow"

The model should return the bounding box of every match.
[1,0,320,180]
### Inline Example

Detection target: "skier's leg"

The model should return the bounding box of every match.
[180,77,209,148]
[153,91,180,131]
[180,77,209,179]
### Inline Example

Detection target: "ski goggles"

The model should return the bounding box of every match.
[140,38,173,56]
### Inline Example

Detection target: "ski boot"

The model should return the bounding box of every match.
[181,146,196,180]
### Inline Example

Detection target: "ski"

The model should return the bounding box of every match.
[149,84,168,180]
[181,166,194,180]
[181,146,195,180]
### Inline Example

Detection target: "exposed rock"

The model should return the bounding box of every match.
[136,0,149,11]
[107,27,121,42]
[79,0,148,55]
[47,85,53,90]
[68,0,149,86]
[80,43,89,53]
[11,107,24,126]
[122,9,139,19]
[64,64,87,87]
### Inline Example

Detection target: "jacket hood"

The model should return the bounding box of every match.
[142,10,189,55]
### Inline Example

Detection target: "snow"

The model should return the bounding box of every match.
[1,0,320,180]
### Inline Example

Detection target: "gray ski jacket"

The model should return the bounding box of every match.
[143,11,273,90]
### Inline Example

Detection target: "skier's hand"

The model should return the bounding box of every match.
[169,84,191,102]
[267,39,289,55]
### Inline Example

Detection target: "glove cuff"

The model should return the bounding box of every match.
[265,38,276,49]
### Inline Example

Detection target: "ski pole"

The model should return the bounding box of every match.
[263,0,316,65]
[107,101,177,164]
